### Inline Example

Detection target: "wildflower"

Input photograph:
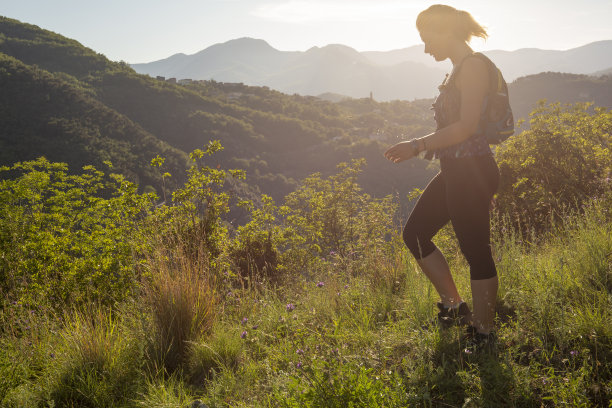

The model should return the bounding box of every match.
[49,352,55,359]
[570,350,578,356]
[252,325,259,330]
[463,348,473,355]
[329,250,336,256]
[240,331,247,339]
[286,303,295,312]
[296,349,304,354]
[296,361,303,369]
[344,284,349,289]
[542,378,548,385]
[316,281,325,288]
[241,317,248,325]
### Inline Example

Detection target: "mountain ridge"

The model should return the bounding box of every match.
[132,38,612,101]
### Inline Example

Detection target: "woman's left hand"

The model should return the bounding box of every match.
[384,141,418,163]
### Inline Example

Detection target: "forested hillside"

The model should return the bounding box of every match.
[0,16,437,204]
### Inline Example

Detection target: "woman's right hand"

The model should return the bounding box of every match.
[384,140,419,163]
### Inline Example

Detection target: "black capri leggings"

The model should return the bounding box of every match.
[403,154,500,280]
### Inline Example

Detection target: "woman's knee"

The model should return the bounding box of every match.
[460,243,497,280]
[403,223,435,259]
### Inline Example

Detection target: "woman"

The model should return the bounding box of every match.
[384,4,503,349]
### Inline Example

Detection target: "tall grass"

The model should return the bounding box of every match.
[45,307,142,407]
[144,239,217,375]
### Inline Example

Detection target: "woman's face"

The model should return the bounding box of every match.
[419,30,451,62]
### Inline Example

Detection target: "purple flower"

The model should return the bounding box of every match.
[286,303,295,312]
[49,352,55,359]
[296,349,304,354]
[329,250,336,256]
[316,281,325,288]
[570,350,578,356]
[241,317,248,325]
[344,284,349,289]
[463,348,473,355]
[240,331,247,339]
[252,325,259,330]
[296,361,303,369]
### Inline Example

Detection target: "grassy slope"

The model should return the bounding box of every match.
[1,193,610,407]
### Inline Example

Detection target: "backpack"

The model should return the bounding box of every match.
[471,53,515,144]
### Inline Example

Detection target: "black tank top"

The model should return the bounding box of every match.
[431,52,493,159]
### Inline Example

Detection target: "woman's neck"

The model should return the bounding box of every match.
[449,42,474,66]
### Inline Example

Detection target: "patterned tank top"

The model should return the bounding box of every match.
[430,53,493,159]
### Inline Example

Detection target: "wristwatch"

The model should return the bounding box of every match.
[410,138,426,155]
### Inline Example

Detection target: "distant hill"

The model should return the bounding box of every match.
[591,67,612,77]
[508,72,612,122]
[132,39,612,101]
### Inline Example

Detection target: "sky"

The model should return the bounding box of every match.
[2,0,611,63]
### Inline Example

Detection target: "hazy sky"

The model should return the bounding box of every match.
[2,0,611,63]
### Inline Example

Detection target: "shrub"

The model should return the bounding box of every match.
[494,102,611,233]
[0,158,155,308]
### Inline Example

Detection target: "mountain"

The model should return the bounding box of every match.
[133,39,449,100]
[484,41,612,82]
[132,39,612,101]
[591,66,612,77]
[132,38,299,84]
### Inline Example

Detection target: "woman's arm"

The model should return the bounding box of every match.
[384,56,489,163]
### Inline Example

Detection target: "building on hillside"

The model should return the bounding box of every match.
[156,76,165,81]
[178,78,193,85]
[167,77,177,84]
[227,92,243,101]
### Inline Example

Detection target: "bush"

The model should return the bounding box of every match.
[494,101,611,233]
[0,157,154,308]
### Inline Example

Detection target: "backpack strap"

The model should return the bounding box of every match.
[449,52,508,124]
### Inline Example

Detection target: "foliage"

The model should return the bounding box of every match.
[494,101,612,232]
[281,159,397,267]
[0,157,154,308]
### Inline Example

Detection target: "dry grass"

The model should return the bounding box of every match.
[145,241,217,374]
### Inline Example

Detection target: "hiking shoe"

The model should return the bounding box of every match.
[462,325,497,354]
[436,301,471,329]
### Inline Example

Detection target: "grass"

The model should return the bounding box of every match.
[1,195,610,407]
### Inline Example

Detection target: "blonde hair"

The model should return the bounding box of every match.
[416,4,488,42]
